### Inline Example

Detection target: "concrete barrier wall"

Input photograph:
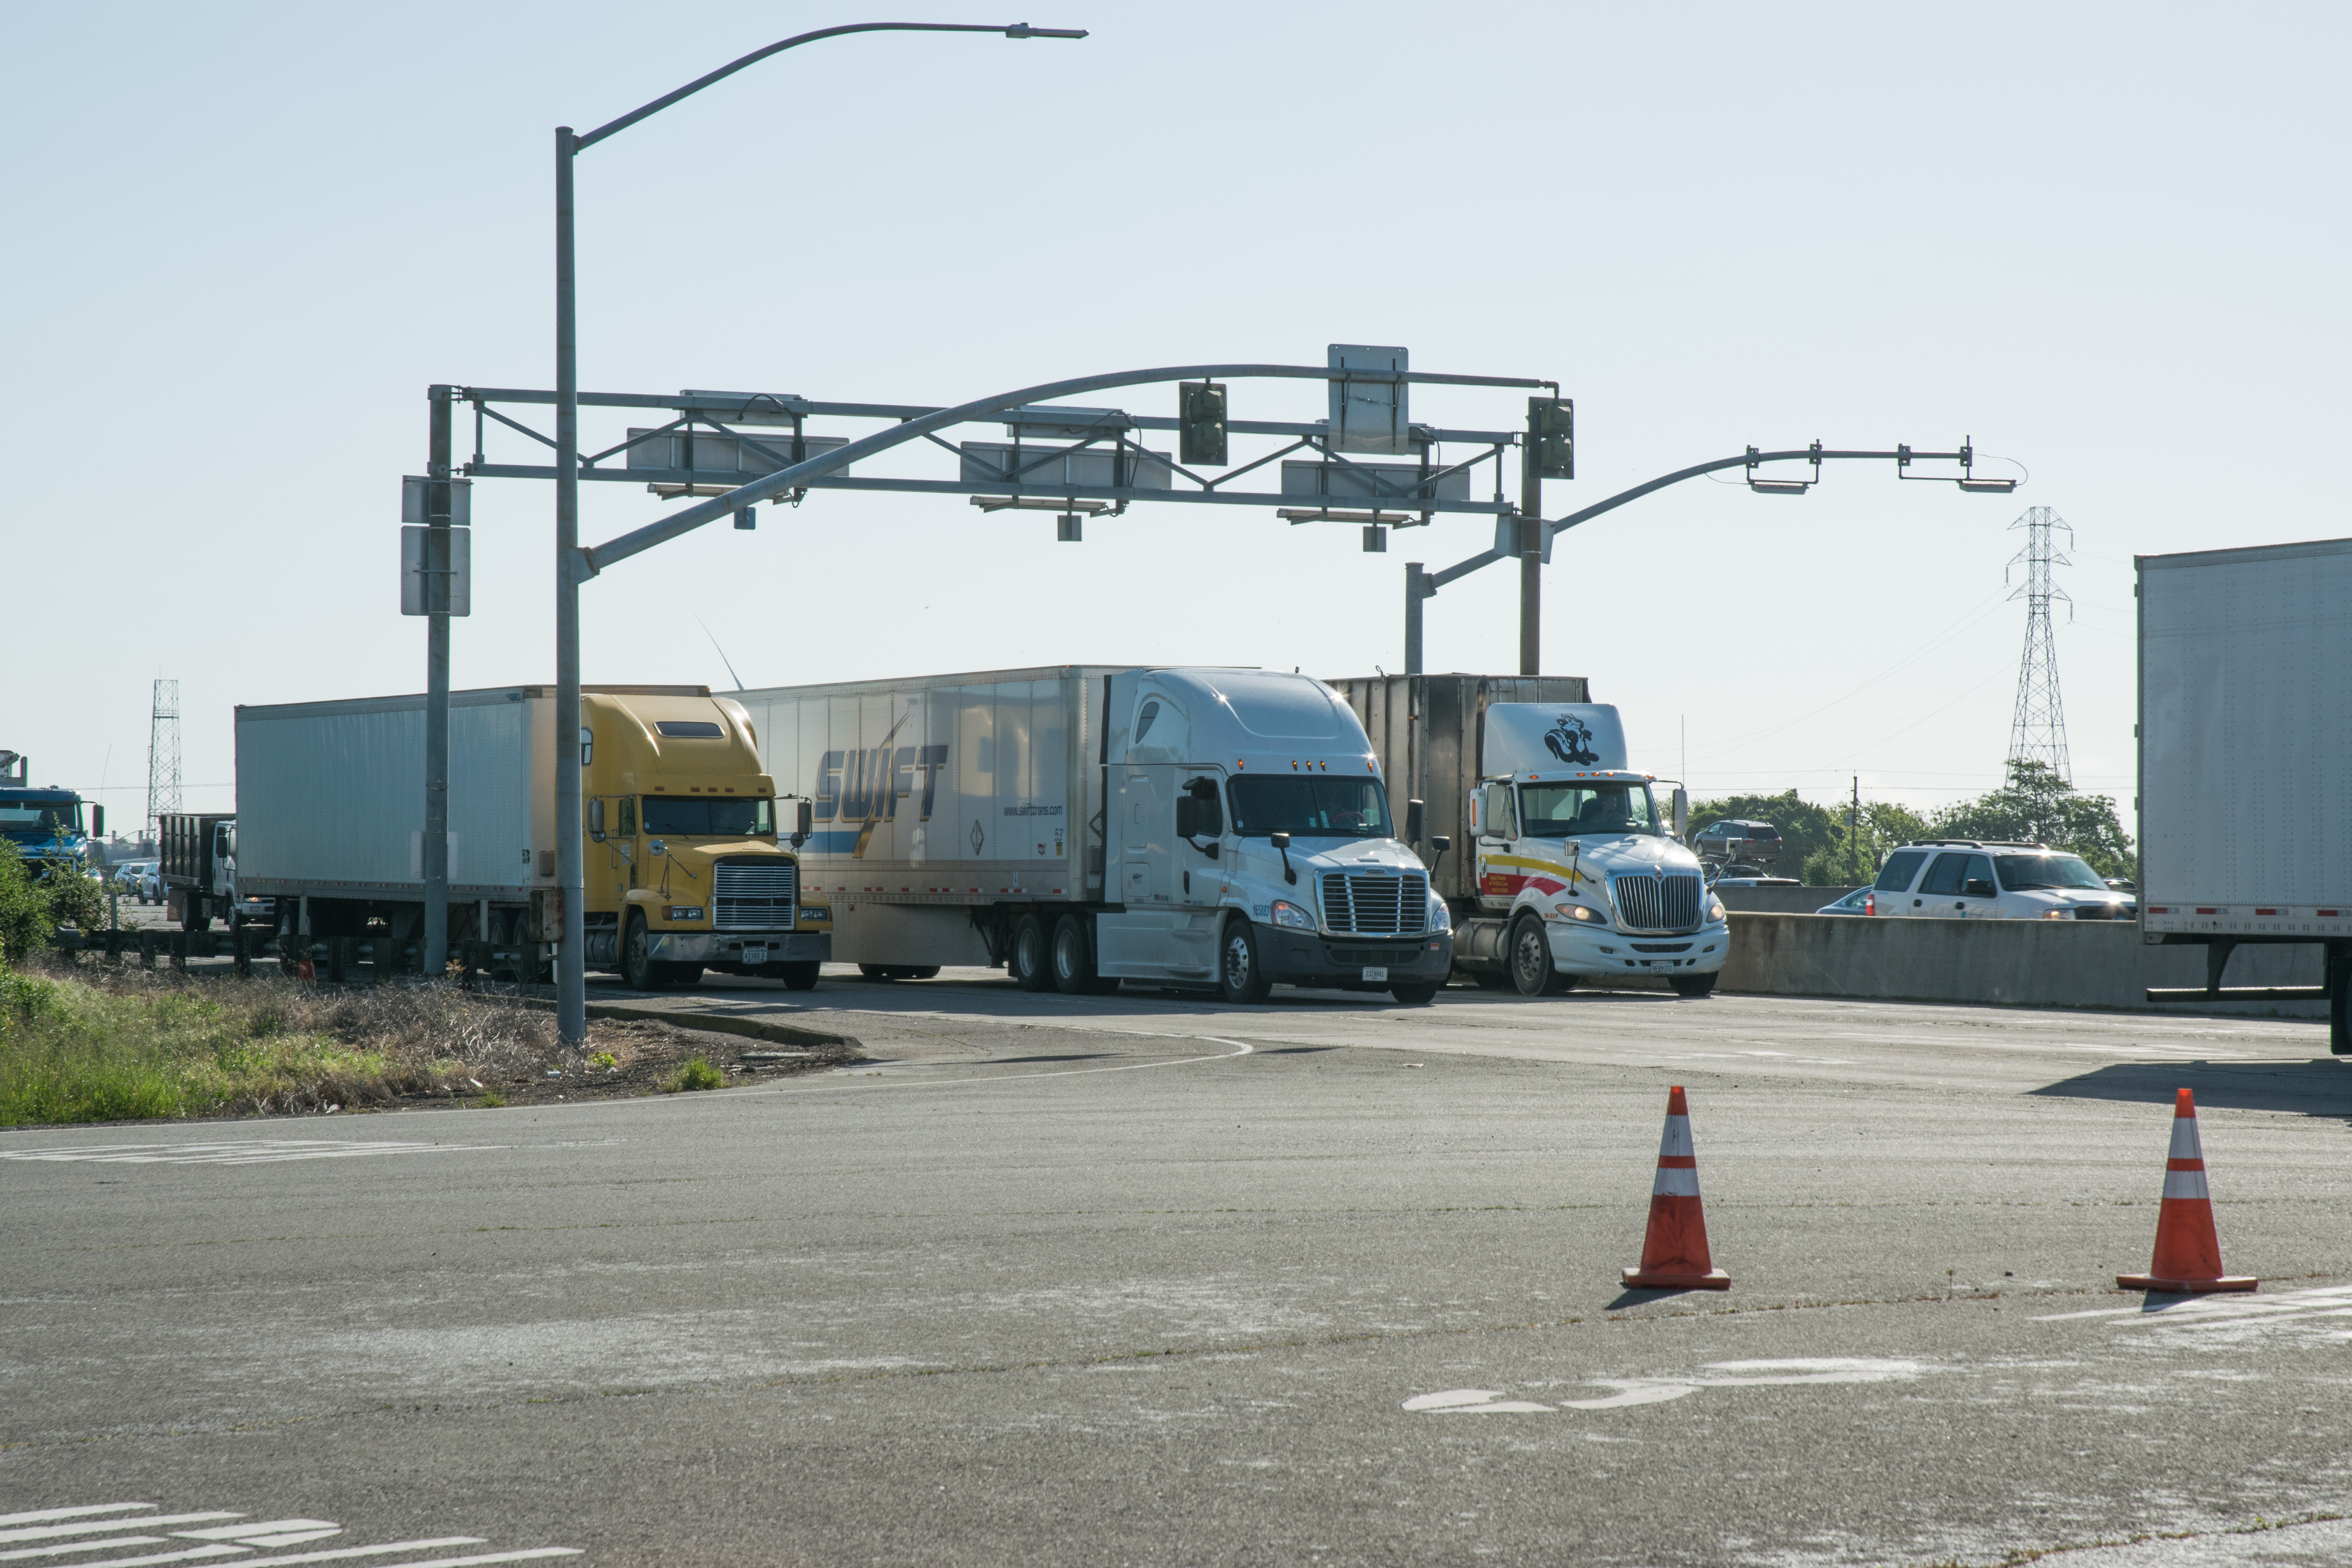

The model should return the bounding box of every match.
[1715,885,1862,914]
[1720,913,2328,1018]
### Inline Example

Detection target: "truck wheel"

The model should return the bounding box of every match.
[777,961,820,992]
[622,911,660,991]
[1010,913,1053,991]
[181,902,207,935]
[1051,913,1096,995]
[1670,973,1718,998]
[1218,918,1273,1005]
[1509,913,1568,997]
[1389,982,1440,1006]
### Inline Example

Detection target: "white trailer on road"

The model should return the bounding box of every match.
[2138,536,2352,1051]
[734,666,1454,1003]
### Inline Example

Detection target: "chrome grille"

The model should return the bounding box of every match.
[1611,871,1703,934]
[1321,872,1428,936]
[713,857,796,932]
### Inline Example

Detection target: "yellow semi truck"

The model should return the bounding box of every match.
[237,684,829,989]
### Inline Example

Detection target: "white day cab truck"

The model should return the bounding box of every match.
[731,666,1453,1003]
[1338,675,1726,997]
[2138,537,2351,1053]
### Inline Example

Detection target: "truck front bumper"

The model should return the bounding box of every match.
[1550,919,1728,977]
[1259,929,1455,990]
[648,930,831,965]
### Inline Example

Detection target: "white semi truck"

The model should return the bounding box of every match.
[2138,537,2351,1053]
[1337,675,1726,997]
[732,666,1454,1004]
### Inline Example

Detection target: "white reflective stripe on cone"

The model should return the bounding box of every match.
[2162,1168,2211,1201]
[1656,1116,1694,1159]
[2168,1116,2204,1161]
[1651,1167,1701,1197]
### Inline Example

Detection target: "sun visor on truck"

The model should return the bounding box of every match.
[1482,703,1628,777]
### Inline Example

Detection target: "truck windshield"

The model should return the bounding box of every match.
[1518,782,1658,837]
[1227,776,1390,838]
[641,797,775,837]
[1995,853,2106,891]
[0,800,79,839]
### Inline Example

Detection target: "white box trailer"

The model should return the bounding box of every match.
[2138,537,2352,1051]
[734,665,1455,1003]
[237,686,558,960]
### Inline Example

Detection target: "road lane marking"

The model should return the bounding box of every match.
[0,1142,495,1167]
[1405,1358,1928,1416]
[0,1521,240,1546]
[4,1506,577,1568]
[0,1543,169,1563]
[0,1513,152,1532]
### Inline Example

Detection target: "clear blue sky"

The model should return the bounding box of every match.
[5,3,2345,829]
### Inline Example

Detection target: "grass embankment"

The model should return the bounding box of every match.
[0,964,563,1125]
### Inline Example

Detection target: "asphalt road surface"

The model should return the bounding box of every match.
[7,971,2351,1567]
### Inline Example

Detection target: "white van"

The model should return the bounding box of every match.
[1869,841,2136,920]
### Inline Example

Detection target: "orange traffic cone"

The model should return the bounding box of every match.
[2117,1088,2256,1294]
[1622,1085,1730,1290]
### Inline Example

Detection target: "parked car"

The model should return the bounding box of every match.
[1693,819,1781,866]
[1867,840,2136,920]
[1815,886,1874,915]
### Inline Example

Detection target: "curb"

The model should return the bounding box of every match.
[512,996,860,1053]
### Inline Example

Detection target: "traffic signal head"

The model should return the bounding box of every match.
[1529,397,1573,481]
[1180,381,1227,466]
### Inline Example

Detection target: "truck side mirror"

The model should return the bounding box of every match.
[1671,788,1688,840]
[792,799,813,847]
[1430,835,1450,854]
[1405,799,1425,844]
[589,798,606,840]
[91,805,104,838]
[1269,831,1290,850]
[1268,831,1296,885]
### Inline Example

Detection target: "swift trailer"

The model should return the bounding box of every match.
[2138,537,2352,1052]
[1338,676,1725,997]
[734,666,1453,1004]
[235,684,828,988]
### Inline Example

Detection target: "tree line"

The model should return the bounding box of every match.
[1685,760,2134,887]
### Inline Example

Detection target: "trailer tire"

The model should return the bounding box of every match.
[1508,913,1568,997]
[1010,913,1053,991]
[777,961,820,992]
[1050,913,1094,995]
[1217,918,1272,1005]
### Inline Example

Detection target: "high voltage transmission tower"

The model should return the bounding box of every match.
[145,678,180,844]
[2005,507,2073,783]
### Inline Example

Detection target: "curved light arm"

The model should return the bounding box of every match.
[575,22,1087,152]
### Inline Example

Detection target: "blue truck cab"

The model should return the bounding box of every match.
[0,751,94,878]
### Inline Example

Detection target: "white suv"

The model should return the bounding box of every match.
[1869,841,2136,920]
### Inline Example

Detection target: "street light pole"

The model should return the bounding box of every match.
[554,125,583,1042]
[546,22,1085,1048]
[1518,440,1542,676]
[423,386,454,977]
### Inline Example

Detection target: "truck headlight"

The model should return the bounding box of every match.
[1270,900,1315,930]
[2042,908,2071,920]
[666,906,705,922]
[1554,901,1607,924]
[799,906,831,924]
[1708,898,1726,922]
[1427,896,1452,932]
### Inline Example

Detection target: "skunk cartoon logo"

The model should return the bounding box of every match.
[1543,713,1599,766]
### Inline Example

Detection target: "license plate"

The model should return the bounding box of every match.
[1361,965,1389,982]
[742,944,768,965]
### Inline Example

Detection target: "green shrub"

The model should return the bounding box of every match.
[665,1056,724,1093]
[0,844,50,966]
